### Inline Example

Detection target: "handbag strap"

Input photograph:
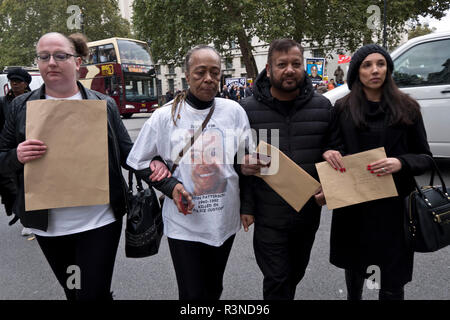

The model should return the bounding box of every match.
[414,154,449,199]
[170,100,215,174]
[128,170,144,193]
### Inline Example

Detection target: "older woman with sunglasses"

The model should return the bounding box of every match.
[0,32,170,300]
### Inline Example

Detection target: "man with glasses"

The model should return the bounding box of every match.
[0,68,32,232]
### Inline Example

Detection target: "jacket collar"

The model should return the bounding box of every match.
[38,81,89,100]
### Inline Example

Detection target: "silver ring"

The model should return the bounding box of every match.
[382,167,387,173]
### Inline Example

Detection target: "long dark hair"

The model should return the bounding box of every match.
[338,70,421,128]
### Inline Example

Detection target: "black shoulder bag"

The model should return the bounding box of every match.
[107,117,163,258]
[125,171,163,258]
[405,155,450,252]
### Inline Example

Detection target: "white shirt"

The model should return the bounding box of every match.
[127,98,252,247]
[30,91,116,237]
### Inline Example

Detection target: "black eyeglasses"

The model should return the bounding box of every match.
[36,52,79,62]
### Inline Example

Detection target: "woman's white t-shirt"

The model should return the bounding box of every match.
[30,92,116,237]
[127,98,252,247]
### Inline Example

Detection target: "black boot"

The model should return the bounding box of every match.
[345,269,365,300]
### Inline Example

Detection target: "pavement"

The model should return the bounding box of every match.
[0,113,448,300]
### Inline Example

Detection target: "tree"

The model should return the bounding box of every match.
[133,0,450,78]
[133,0,260,80]
[408,23,436,39]
[0,0,131,70]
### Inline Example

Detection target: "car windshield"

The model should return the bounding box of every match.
[118,39,152,65]
[124,74,156,102]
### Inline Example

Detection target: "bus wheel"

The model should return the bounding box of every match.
[122,113,133,119]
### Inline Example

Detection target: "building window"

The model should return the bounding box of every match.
[312,48,324,58]
[168,64,175,74]
[155,65,161,75]
[182,78,188,90]
[156,79,162,96]
[225,58,233,70]
[240,57,246,69]
[168,79,175,92]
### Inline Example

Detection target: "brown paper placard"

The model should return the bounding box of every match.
[255,141,321,212]
[25,99,109,211]
[315,147,398,210]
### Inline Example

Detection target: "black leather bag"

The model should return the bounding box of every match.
[405,156,450,252]
[125,171,163,258]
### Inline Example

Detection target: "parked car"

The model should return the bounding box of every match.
[324,31,450,158]
[0,67,44,97]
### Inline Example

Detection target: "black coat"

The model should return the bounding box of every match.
[239,70,334,229]
[0,82,133,231]
[0,93,18,216]
[325,98,433,287]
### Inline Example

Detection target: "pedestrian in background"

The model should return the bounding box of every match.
[239,39,333,300]
[127,44,251,300]
[221,84,230,99]
[0,32,169,300]
[334,66,345,85]
[0,68,32,232]
[244,82,253,97]
[323,44,432,300]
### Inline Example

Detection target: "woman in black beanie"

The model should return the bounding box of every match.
[322,44,432,300]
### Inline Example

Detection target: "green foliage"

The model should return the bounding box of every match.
[408,23,436,40]
[132,0,450,76]
[0,0,131,70]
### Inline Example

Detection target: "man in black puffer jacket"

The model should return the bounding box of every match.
[239,39,336,300]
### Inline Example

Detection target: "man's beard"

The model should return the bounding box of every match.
[269,71,304,93]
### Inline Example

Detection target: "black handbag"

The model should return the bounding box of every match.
[125,170,163,258]
[405,156,450,252]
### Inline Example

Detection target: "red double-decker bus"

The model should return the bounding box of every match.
[79,37,158,118]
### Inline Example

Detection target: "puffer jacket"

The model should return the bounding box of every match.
[239,70,335,228]
[0,82,133,231]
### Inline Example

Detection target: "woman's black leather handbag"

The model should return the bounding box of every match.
[125,171,163,258]
[405,156,450,252]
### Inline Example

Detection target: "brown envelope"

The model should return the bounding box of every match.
[315,147,398,210]
[25,100,109,211]
[255,141,321,212]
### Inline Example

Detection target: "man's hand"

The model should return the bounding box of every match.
[172,183,194,214]
[240,154,269,176]
[241,214,254,232]
[149,159,171,182]
[314,187,326,206]
[17,139,47,164]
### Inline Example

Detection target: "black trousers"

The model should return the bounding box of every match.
[168,234,235,300]
[35,219,122,300]
[345,269,405,300]
[253,219,319,300]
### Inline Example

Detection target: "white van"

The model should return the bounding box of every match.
[324,31,450,158]
[0,68,44,97]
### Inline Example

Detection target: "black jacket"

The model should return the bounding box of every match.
[1,92,18,217]
[0,82,134,231]
[239,70,335,228]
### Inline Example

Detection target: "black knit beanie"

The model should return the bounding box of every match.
[347,44,393,90]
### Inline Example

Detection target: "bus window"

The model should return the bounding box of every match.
[124,74,156,102]
[88,46,98,64]
[117,39,152,65]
